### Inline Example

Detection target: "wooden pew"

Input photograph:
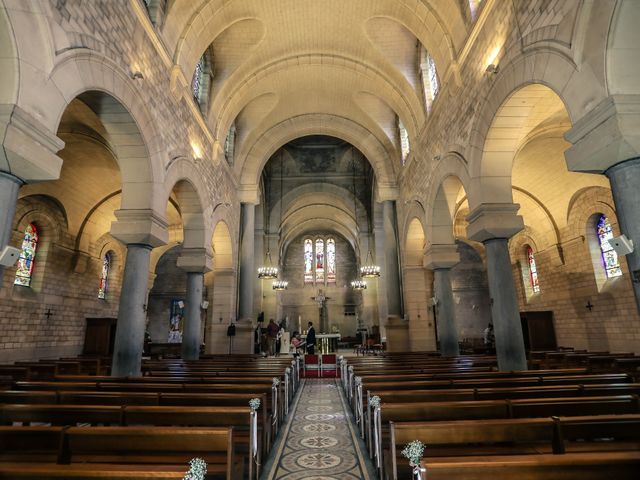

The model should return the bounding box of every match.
[0,426,234,479]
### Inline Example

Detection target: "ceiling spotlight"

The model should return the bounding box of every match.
[485,64,499,75]
[131,71,144,80]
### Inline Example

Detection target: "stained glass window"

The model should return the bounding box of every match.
[398,119,410,164]
[304,239,314,284]
[419,48,439,112]
[315,238,325,283]
[597,215,623,278]
[526,246,540,294]
[469,0,483,20]
[224,124,236,164]
[14,223,38,287]
[327,238,336,283]
[98,252,112,299]
[191,55,205,103]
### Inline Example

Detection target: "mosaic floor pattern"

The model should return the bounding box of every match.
[266,379,373,480]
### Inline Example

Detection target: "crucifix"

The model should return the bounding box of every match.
[585,301,594,312]
[44,308,54,320]
[311,289,330,333]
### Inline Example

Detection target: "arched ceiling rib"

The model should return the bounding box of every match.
[163,0,467,183]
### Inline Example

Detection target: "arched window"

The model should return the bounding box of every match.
[191,55,205,104]
[98,252,112,299]
[315,238,325,283]
[224,123,236,165]
[468,0,483,21]
[327,238,336,283]
[304,239,314,284]
[597,214,622,278]
[526,246,540,294]
[14,223,38,287]
[419,47,439,112]
[398,118,410,164]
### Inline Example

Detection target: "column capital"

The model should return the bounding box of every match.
[424,244,460,270]
[0,105,65,182]
[238,185,261,204]
[565,94,640,172]
[375,183,399,202]
[466,203,524,243]
[110,209,169,247]
[177,248,213,273]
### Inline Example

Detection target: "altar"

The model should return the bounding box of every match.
[301,333,341,354]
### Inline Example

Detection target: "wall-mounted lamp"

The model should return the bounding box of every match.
[486,64,499,75]
[130,71,144,80]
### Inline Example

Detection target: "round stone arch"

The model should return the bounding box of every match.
[42,52,164,212]
[213,55,423,143]
[466,49,608,210]
[163,166,209,252]
[239,114,396,188]
[11,195,68,293]
[426,157,472,246]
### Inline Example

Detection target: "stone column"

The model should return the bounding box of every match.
[182,272,203,360]
[177,248,212,361]
[110,209,168,377]
[0,172,22,283]
[467,204,527,371]
[382,200,402,317]
[239,203,255,321]
[425,244,460,356]
[112,243,153,376]
[606,158,640,313]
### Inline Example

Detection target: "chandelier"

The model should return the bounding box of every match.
[257,250,278,279]
[360,250,381,278]
[351,279,367,290]
[272,279,288,290]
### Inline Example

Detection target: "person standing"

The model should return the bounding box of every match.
[306,321,316,355]
[267,319,279,356]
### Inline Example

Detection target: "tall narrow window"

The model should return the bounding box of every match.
[398,118,410,164]
[14,223,38,287]
[327,238,336,283]
[191,55,205,103]
[597,215,622,278]
[304,239,314,284]
[315,238,325,283]
[526,247,540,294]
[98,252,112,299]
[419,48,439,112]
[469,0,483,20]
[224,123,236,164]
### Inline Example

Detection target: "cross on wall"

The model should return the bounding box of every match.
[44,308,54,320]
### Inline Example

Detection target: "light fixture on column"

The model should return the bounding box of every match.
[351,279,367,290]
[272,279,288,291]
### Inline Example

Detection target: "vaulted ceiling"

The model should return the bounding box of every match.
[162,0,470,188]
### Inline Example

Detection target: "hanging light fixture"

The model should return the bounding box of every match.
[271,148,288,289]
[350,147,378,289]
[258,156,278,279]
[257,251,278,279]
[272,279,288,291]
[360,250,381,278]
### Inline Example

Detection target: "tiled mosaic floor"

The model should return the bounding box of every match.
[266,379,373,480]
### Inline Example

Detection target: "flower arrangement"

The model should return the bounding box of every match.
[401,440,426,467]
[354,376,362,386]
[369,395,381,408]
[183,458,207,480]
[285,367,291,374]
[249,397,261,411]
[272,377,281,386]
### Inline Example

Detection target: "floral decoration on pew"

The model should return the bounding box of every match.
[369,395,381,408]
[401,440,427,480]
[249,397,261,411]
[183,457,207,480]
[272,377,281,386]
[354,376,362,386]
